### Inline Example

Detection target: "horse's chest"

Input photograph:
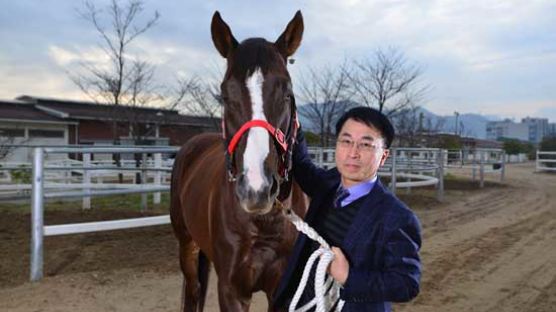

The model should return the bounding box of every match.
[242,220,283,261]
[233,233,286,291]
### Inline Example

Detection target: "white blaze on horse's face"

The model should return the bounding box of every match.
[243,68,270,193]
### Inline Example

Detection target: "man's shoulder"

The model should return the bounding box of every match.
[373,183,420,228]
[312,167,341,188]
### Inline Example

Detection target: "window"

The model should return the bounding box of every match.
[29,129,64,138]
[0,128,25,137]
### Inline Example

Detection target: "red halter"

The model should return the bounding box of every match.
[227,120,288,156]
[224,113,298,182]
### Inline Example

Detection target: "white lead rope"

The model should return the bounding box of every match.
[284,208,345,312]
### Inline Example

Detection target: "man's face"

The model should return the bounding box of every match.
[335,118,390,188]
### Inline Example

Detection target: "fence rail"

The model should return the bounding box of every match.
[29,146,178,282]
[536,151,556,172]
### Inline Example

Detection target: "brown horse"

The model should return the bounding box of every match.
[170,11,306,312]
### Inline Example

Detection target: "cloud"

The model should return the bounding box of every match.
[48,45,111,69]
[48,46,80,66]
[1,0,555,124]
[0,62,85,101]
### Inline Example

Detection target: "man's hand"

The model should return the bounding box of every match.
[328,246,349,285]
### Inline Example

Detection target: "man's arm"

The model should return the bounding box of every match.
[292,129,327,198]
[340,213,422,303]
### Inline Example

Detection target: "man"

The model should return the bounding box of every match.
[274,107,422,311]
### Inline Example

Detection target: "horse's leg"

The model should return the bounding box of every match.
[265,293,285,312]
[217,279,251,312]
[178,238,202,312]
[262,260,288,312]
[197,251,211,311]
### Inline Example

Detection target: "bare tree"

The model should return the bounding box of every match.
[391,107,452,147]
[423,115,446,135]
[0,137,16,161]
[69,0,178,184]
[296,62,352,147]
[347,47,427,116]
[0,127,27,161]
[177,64,223,130]
[70,0,162,144]
[391,106,421,147]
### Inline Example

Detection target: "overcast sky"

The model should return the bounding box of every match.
[1,0,555,122]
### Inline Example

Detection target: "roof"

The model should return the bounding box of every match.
[1,95,219,127]
[460,137,503,149]
[0,100,73,124]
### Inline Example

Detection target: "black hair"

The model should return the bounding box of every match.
[335,107,395,148]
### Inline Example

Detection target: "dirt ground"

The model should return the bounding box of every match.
[1,162,555,311]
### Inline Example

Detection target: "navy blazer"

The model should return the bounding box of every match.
[273,132,422,312]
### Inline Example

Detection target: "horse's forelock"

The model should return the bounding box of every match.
[229,38,287,81]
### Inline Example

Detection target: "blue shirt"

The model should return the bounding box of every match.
[340,176,378,207]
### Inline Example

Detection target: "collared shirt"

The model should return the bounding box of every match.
[339,175,378,207]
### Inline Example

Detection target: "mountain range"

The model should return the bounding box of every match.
[297,104,499,139]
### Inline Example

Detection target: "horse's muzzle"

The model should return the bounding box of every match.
[236,174,279,215]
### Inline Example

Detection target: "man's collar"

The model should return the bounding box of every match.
[340,176,378,207]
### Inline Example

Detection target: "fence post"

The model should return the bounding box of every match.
[472,151,476,181]
[437,149,444,201]
[536,150,539,172]
[82,153,91,209]
[480,150,485,188]
[406,155,412,195]
[31,147,44,282]
[154,153,161,205]
[391,148,397,195]
[501,151,505,181]
[141,153,148,212]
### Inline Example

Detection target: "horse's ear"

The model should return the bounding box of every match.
[211,11,239,58]
[275,10,304,58]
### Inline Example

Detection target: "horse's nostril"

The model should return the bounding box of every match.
[235,174,248,197]
[237,174,244,184]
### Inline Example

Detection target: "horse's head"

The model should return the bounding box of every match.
[211,11,303,215]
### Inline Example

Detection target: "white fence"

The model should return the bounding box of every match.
[12,144,510,281]
[536,151,556,172]
[445,148,505,187]
[504,153,528,163]
[1,152,174,203]
[29,146,178,282]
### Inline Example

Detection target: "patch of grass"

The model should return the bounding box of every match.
[0,193,170,215]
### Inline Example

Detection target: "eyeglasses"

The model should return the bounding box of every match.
[336,138,384,152]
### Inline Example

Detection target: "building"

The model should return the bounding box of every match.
[486,119,529,142]
[0,96,219,162]
[485,117,553,144]
[521,117,549,144]
[549,123,556,137]
[396,132,502,149]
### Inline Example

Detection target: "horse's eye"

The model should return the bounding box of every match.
[284,94,292,102]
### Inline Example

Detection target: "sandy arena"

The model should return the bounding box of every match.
[1,162,555,311]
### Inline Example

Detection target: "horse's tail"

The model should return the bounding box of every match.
[197,251,211,311]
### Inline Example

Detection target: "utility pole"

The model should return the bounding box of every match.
[454,111,460,136]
